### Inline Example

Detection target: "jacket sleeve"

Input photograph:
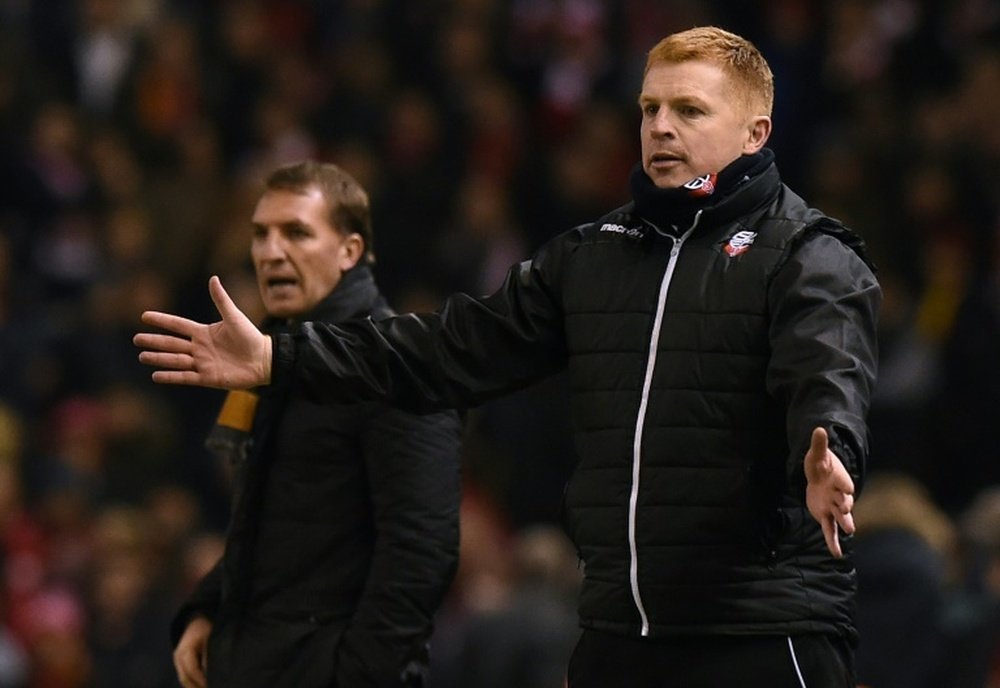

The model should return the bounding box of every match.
[170,558,223,647]
[272,232,578,413]
[334,406,463,688]
[765,229,881,490]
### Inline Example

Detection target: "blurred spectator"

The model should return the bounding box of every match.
[753,0,826,189]
[852,471,957,688]
[125,15,204,169]
[429,512,581,688]
[526,100,633,243]
[73,0,152,119]
[939,486,1000,688]
[85,505,174,688]
[865,268,942,483]
[23,588,91,688]
[435,174,528,295]
[929,224,1000,513]
[25,396,109,506]
[0,405,31,687]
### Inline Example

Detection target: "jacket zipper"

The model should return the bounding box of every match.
[628,211,702,636]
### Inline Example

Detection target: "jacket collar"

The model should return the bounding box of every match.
[629,151,781,234]
[262,264,388,334]
[695,162,781,230]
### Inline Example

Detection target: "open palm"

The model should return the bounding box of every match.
[134,276,272,390]
[804,427,856,558]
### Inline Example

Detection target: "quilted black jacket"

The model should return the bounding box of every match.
[274,161,880,644]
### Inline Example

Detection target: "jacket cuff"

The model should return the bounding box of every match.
[170,564,223,646]
[170,603,214,647]
[271,333,297,387]
[828,425,865,492]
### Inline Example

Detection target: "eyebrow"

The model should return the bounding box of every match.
[637,93,709,109]
[251,219,311,231]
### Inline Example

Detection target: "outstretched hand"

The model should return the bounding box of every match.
[133,276,272,390]
[804,427,855,558]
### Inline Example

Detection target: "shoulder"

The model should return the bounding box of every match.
[762,186,876,272]
[572,202,648,243]
[517,202,645,281]
[532,203,651,261]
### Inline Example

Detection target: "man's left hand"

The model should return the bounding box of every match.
[804,427,855,558]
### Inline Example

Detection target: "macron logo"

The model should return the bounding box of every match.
[600,223,644,239]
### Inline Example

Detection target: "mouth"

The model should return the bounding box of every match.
[649,152,684,167]
[263,276,299,291]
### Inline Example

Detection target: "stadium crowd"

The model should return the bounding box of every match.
[0,0,999,686]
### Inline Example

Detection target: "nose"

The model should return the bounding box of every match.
[254,229,287,262]
[649,110,676,138]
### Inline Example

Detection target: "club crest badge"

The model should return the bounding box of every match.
[723,230,757,257]
[683,173,718,198]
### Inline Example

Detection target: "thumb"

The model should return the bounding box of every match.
[208,275,241,322]
[806,426,831,481]
[810,426,829,458]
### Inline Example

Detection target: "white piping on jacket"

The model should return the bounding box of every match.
[627,212,701,636]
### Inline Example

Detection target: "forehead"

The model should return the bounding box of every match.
[640,59,732,100]
[252,186,329,223]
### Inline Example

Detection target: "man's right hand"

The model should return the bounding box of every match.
[134,275,272,390]
[174,616,212,688]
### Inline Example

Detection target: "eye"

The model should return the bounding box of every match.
[642,103,658,116]
[286,224,312,240]
[679,105,703,118]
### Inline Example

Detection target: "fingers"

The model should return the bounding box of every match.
[174,649,207,688]
[837,509,856,537]
[133,332,192,355]
[176,666,207,688]
[833,495,854,528]
[818,482,855,557]
[151,370,207,386]
[138,351,195,371]
[822,517,843,559]
[833,469,855,496]
[135,336,208,386]
[208,275,241,322]
[834,490,854,514]
[141,310,201,337]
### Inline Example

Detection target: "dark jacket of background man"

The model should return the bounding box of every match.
[172,265,463,687]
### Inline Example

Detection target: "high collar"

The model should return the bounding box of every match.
[261,264,387,334]
[630,149,780,234]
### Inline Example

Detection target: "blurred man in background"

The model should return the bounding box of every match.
[170,161,463,688]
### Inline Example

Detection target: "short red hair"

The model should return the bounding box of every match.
[645,26,774,118]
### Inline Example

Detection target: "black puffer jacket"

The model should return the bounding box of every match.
[173,266,463,687]
[275,160,880,644]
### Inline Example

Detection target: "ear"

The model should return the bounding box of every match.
[742,115,772,154]
[338,233,365,271]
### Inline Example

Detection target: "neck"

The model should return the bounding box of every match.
[630,149,774,231]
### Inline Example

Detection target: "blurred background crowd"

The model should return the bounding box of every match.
[0,0,999,686]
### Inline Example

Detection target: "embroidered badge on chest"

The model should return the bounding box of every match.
[723,230,757,257]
